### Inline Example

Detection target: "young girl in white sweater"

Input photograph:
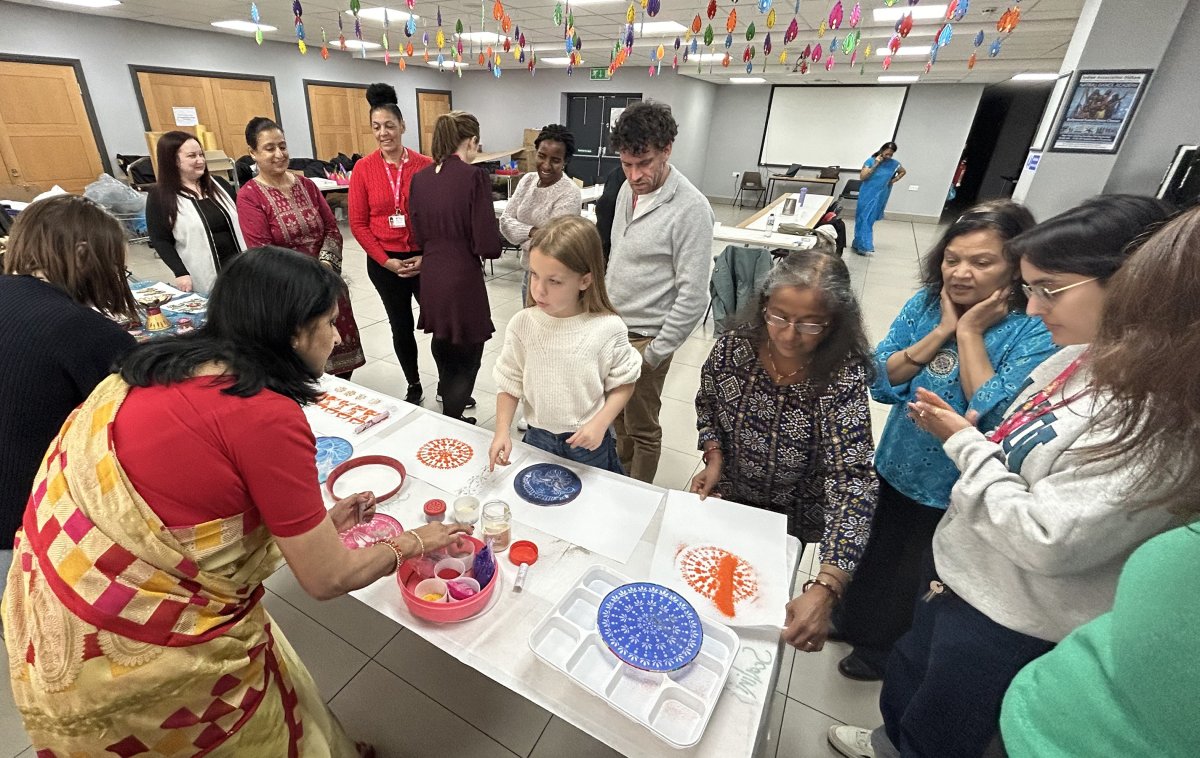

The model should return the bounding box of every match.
[489,215,641,474]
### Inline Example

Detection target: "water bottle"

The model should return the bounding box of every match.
[764,213,776,238]
[798,187,808,208]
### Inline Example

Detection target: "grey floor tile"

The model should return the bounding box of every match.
[374,629,551,757]
[787,641,883,728]
[358,319,404,360]
[754,689,789,758]
[661,360,703,404]
[529,716,623,758]
[350,358,413,399]
[658,396,700,456]
[0,643,31,756]
[330,661,519,758]
[262,591,369,703]
[671,336,718,369]
[775,698,846,758]
[776,644,797,698]
[263,565,403,657]
[653,446,701,492]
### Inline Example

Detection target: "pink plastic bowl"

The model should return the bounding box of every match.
[397,535,497,622]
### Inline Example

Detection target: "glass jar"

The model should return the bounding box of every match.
[480,500,512,552]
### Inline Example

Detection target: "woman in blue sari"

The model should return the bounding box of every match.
[852,141,906,256]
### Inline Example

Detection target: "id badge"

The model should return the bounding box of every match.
[388,213,406,228]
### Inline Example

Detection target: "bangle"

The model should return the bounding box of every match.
[802,577,842,601]
[409,530,426,558]
[379,539,403,574]
[901,348,926,367]
[702,445,722,466]
[816,571,846,596]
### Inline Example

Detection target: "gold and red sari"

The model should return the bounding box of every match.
[2,375,356,756]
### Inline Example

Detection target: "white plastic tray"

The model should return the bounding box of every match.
[528,564,740,749]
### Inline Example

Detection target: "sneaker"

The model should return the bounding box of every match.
[405,383,423,404]
[435,394,476,408]
[828,725,875,758]
[516,414,529,432]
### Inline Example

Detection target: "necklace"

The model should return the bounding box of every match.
[766,342,808,382]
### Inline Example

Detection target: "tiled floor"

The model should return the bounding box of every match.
[0,202,937,757]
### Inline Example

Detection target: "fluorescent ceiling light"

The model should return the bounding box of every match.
[635,21,688,36]
[1011,72,1060,81]
[457,31,504,44]
[212,20,279,32]
[347,7,418,22]
[878,75,920,83]
[694,53,726,62]
[47,0,121,6]
[890,46,936,56]
[428,60,468,69]
[343,39,382,50]
[730,77,767,84]
[874,4,947,22]
[539,57,573,65]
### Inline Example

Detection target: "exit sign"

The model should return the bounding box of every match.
[590,68,611,80]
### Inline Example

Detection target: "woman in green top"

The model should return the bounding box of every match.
[999,206,1200,757]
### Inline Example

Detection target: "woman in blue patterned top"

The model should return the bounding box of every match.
[832,200,1056,681]
[691,245,879,655]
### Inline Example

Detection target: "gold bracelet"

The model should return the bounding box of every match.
[802,577,842,601]
[379,539,403,574]
[409,530,426,558]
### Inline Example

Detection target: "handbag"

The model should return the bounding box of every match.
[818,165,841,179]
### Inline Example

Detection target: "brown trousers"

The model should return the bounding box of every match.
[614,334,675,483]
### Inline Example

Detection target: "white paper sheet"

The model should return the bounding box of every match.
[302,376,414,443]
[484,447,664,564]
[371,412,526,494]
[648,491,789,629]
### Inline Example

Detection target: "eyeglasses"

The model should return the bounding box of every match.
[1020,277,1098,304]
[763,310,828,335]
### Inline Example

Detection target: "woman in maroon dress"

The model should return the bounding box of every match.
[408,111,502,422]
[237,117,366,378]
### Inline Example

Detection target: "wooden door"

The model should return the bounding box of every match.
[136,71,274,156]
[0,61,105,194]
[416,90,452,156]
[306,83,373,159]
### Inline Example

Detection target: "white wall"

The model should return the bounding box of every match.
[449,71,718,187]
[699,83,983,222]
[0,1,447,165]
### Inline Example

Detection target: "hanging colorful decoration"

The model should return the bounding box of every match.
[967,51,977,69]
[779,50,787,65]
[842,30,858,53]
[726,9,737,33]
[250,3,263,45]
[989,36,1002,57]
[997,5,1021,33]
[746,22,756,40]
[800,60,809,74]
[817,19,827,37]
[337,11,346,50]
[763,33,772,55]
[881,54,892,70]
[648,0,662,17]
[381,8,390,64]
[863,43,872,57]
[784,18,799,44]
[627,3,636,24]
[553,2,562,25]
[706,0,718,17]
[704,24,714,45]
[407,41,414,56]
[953,0,968,21]
[292,1,307,54]
[722,52,730,67]
[850,50,856,65]
[929,42,939,64]
[406,16,416,36]
[830,35,838,52]
[937,23,952,47]
[801,42,811,58]
[849,2,861,27]
[352,0,364,57]
[767,8,776,28]
[825,54,835,70]
[946,0,958,19]
[724,32,733,49]
[897,12,914,37]
[812,42,822,59]
[828,1,843,30]
[436,28,446,48]
[742,45,751,62]
[883,0,897,5]
[321,27,329,58]
[973,29,985,47]
[888,34,901,53]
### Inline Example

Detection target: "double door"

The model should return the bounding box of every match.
[135,69,276,158]
[565,93,640,186]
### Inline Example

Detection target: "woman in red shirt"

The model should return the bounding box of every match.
[349,83,434,404]
[4,247,469,756]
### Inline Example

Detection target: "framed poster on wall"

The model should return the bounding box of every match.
[1050,69,1152,153]
[1030,72,1072,152]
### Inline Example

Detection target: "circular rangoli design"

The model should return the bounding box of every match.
[676,545,759,618]
[416,438,474,470]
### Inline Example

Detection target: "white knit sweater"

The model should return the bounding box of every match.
[499,173,583,268]
[493,307,642,434]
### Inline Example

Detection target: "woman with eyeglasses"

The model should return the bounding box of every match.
[691,243,879,653]
[829,195,1178,758]
[833,200,1056,684]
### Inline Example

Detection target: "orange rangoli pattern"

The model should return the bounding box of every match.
[415,438,474,470]
[677,545,759,617]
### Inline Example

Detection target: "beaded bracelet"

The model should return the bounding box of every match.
[409,530,426,558]
[378,539,403,574]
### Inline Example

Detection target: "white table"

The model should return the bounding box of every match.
[319,389,799,757]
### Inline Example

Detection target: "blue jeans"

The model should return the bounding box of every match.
[523,425,625,474]
[879,562,1054,758]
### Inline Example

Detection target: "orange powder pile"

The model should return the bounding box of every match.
[713,552,738,617]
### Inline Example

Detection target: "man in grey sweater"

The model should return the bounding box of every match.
[606,101,715,482]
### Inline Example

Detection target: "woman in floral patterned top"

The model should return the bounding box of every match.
[692,245,878,654]
[237,118,366,378]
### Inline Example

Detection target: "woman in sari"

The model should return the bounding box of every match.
[2,247,471,756]
[851,142,906,256]
[237,117,366,378]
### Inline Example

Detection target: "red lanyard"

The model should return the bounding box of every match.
[987,355,1089,443]
[384,148,408,214]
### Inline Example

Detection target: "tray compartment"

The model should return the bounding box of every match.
[566,635,621,693]
[648,687,707,747]
[667,653,724,699]
[605,665,665,719]
[529,617,582,669]
[558,587,604,632]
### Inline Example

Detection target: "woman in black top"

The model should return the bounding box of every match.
[145,131,245,294]
[0,196,139,596]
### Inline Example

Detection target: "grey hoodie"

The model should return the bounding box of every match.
[606,165,715,368]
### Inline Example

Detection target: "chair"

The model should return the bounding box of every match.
[733,171,767,208]
[839,179,863,202]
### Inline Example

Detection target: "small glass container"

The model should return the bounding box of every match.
[423,499,447,523]
[452,496,481,526]
[481,500,512,552]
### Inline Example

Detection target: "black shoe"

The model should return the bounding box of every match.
[837,652,884,682]
[435,394,477,408]
[458,416,477,425]
[405,383,423,404]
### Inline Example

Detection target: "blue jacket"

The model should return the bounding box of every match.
[872,291,1057,509]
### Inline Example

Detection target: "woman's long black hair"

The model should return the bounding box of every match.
[120,247,343,404]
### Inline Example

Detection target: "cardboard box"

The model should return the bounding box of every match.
[0,184,48,203]
[523,128,541,147]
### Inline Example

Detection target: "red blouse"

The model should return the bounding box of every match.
[112,377,327,538]
[349,148,435,265]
